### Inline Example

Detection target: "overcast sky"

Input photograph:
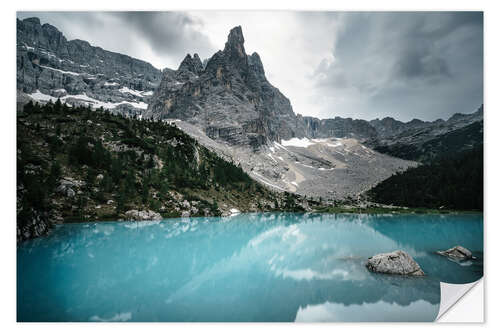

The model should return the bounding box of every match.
[17,11,483,122]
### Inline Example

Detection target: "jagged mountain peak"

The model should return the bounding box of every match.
[21,17,40,25]
[248,52,265,75]
[178,53,203,74]
[223,26,248,68]
[408,118,425,125]
[225,26,245,50]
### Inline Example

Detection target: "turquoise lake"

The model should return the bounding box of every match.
[17,213,483,322]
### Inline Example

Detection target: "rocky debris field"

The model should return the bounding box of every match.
[170,119,416,200]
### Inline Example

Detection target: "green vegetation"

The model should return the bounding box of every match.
[368,146,483,211]
[17,100,305,241]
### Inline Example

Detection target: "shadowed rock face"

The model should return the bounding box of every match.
[178,54,204,75]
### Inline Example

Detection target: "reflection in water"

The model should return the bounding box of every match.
[17,213,482,322]
[295,299,437,322]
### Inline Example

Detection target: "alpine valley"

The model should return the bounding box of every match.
[16,17,483,241]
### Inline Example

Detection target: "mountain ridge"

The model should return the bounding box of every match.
[18,17,482,145]
[17,17,162,117]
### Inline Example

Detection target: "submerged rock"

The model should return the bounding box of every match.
[436,245,474,260]
[366,250,425,276]
[124,209,162,221]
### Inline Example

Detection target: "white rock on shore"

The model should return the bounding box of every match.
[124,209,162,221]
[221,208,241,217]
[366,250,425,276]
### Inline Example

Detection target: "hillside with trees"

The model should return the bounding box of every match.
[17,100,310,242]
[368,146,483,210]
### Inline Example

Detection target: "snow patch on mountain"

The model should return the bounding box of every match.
[28,90,148,110]
[119,87,145,97]
[281,137,315,148]
[38,65,80,76]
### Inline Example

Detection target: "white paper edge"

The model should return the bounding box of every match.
[436,278,484,322]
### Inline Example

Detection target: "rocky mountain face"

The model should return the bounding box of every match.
[302,116,379,140]
[369,117,432,139]
[145,26,309,148]
[17,17,162,116]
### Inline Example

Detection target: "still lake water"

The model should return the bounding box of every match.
[17,213,483,322]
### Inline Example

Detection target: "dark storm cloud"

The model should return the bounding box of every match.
[105,12,216,62]
[16,12,216,70]
[314,12,483,121]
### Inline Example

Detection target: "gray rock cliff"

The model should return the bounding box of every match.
[17,17,162,116]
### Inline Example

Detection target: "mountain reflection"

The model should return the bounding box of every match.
[18,213,482,322]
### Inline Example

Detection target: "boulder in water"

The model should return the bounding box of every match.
[436,245,474,260]
[366,250,425,276]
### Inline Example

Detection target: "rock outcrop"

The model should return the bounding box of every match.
[437,245,474,260]
[124,210,162,221]
[366,250,425,276]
